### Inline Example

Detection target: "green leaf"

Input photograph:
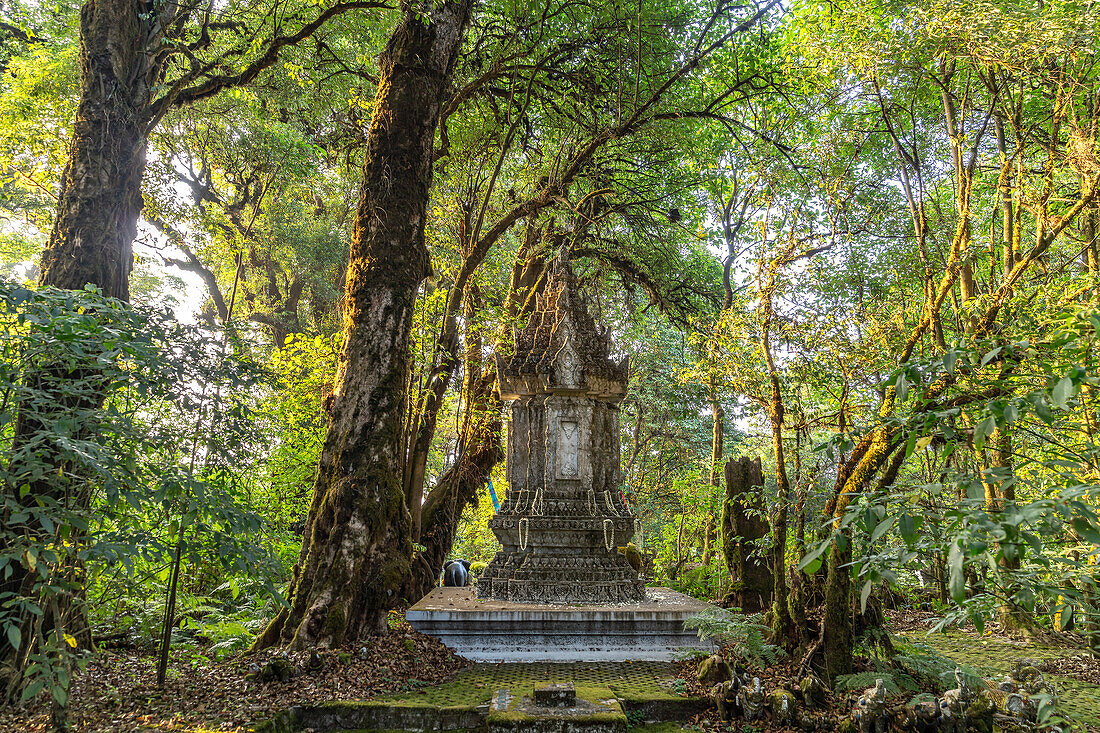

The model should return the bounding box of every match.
[974,416,995,450]
[904,432,917,459]
[898,514,917,545]
[1072,517,1100,544]
[20,679,44,701]
[5,624,20,651]
[1057,604,1074,632]
[944,350,957,373]
[799,539,830,574]
[895,372,909,402]
[948,542,965,603]
[860,579,873,612]
[871,516,895,543]
[1052,376,1075,410]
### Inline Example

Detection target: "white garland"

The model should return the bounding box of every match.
[519,517,530,551]
[532,488,545,516]
[603,490,615,514]
[586,489,597,515]
[603,519,615,551]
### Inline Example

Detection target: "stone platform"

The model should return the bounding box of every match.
[405,586,715,662]
[257,661,707,732]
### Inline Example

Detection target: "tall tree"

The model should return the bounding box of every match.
[1,0,387,701]
[254,0,473,648]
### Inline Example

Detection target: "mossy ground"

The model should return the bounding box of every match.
[897,630,1100,725]
[370,661,687,710]
[307,664,695,732]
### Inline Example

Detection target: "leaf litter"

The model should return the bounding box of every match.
[0,619,467,732]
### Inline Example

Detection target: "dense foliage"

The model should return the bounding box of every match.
[0,0,1098,725]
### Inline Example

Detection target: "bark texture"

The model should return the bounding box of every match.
[254,0,472,649]
[40,0,168,300]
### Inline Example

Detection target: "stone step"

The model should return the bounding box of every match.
[406,587,715,663]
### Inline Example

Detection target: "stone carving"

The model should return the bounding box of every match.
[697,654,732,686]
[900,696,940,733]
[478,252,644,604]
[712,679,740,721]
[768,688,796,725]
[939,668,973,733]
[853,678,889,733]
[799,674,827,709]
[737,676,766,721]
[559,421,579,477]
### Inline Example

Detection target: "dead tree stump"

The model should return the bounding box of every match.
[720,456,773,612]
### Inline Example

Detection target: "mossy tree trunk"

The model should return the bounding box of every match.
[823,536,852,680]
[720,456,772,613]
[1,2,170,698]
[253,0,472,649]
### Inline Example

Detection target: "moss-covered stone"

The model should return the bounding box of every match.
[696,654,732,686]
[896,630,1100,726]
[799,674,827,709]
[962,693,995,733]
[247,656,296,683]
[260,662,705,732]
[618,544,644,574]
[768,688,797,724]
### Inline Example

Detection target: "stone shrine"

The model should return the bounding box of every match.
[406,252,713,662]
[476,254,644,605]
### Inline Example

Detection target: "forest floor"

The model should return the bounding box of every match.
[0,614,468,732]
[889,608,1100,727]
[1,608,1098,732]
[672,607,1100,733]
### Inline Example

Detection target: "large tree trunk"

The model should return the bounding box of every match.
[40,0,167,299]
[403,229,548,599]
[720,456,772,613]
[823,536,852,681]
[253,0,472,650]
[1,1,168,699]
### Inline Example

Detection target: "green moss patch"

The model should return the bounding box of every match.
[267,662,701,732]
[486,683,627,731]
[897,631,1100,725]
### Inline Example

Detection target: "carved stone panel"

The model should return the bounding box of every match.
[559,420,578,478]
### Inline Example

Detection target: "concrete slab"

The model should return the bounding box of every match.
[405,586,715,662]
